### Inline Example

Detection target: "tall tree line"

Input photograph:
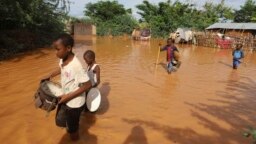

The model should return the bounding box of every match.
[0,0,69,60]
[1,0,256,59]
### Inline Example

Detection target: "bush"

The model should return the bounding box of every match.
[0,0,68,60]
[85,1,138,36]
[96,15,138,36]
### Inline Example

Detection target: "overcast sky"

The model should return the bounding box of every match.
[68,0,246,18]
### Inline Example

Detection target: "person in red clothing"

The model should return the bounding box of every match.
[160,38,181,73]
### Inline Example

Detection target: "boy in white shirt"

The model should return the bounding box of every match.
[42,34,92,141]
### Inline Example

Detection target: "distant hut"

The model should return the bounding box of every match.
[140,29,151,41]
[73,23,96,36]
[72,23,97,45]
[206,23,256,49]
[206,23,256,37]
[132,28,151,41]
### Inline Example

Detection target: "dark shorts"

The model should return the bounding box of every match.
[233,59,241,67]
[55,104,84,133]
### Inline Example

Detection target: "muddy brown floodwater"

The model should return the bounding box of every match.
[1,36,256,144]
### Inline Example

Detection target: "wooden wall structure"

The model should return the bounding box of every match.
[73,23,96,36]
[195,23,256,50]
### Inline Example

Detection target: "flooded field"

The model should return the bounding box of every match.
[1,36,256,144]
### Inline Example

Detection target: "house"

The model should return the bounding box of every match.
[72,23,96,45]
[73,23,96,36]
[205,23,256,49]
[206,23,256,37]
[132,28,151,41]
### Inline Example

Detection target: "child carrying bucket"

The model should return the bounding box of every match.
[42,34,92,141]
[160,38,181,73]
[232,43,244,69]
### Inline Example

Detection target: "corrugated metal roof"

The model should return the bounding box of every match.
[206,23,256,30]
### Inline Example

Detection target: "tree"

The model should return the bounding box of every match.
[234,0,256,22]
[84,1,129,21]
[84,1,138,36]
[136,0,234,37]
[0,0,70,29]
[137,0,199,37]
[0,0,70,60]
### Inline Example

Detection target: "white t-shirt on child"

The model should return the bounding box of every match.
[59,56,89,108]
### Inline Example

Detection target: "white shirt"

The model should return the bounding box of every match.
[86,64,98,86]
[59,56,89,108]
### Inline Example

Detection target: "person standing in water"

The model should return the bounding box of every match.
[83,50,101,88]
[42,34,92,141]
[83,50,101,111]
[160,38,181,73]
[232,43,244,69]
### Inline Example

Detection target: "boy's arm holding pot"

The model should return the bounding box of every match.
[41,67,61,81]
[58,81,92,104]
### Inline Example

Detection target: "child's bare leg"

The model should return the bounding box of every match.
[176,61,181,68]
[167,62,172,74]
[70,131,79,141]
[66,106,83,141]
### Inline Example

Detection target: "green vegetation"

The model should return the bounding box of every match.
[0,0,69,60]
[136,0,234,37]
[83,0,256,38]
[1,0,256,59]
[82,0,244,37]
[84,1,138,36]
[234,0,256,22]
[243,127,256,143]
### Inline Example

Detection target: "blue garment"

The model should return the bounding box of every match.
[233,51,242,59]
[232,49,244,60]
[167,61,173,72]
[232,49,244,69]
[167,61,177,72]
[233,59,241,68]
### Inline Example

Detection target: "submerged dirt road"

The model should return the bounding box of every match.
[1,36,256,144]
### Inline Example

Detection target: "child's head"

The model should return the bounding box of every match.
[84,50,95,65]
[236,43,243,50]
[53,33,74,59]
[167,38,174,46]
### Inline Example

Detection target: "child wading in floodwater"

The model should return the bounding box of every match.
[84,50,100,88]
[42,34,92,141]
[83,50,101,111]
[160,38,181,73]
[232,43,244,69]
